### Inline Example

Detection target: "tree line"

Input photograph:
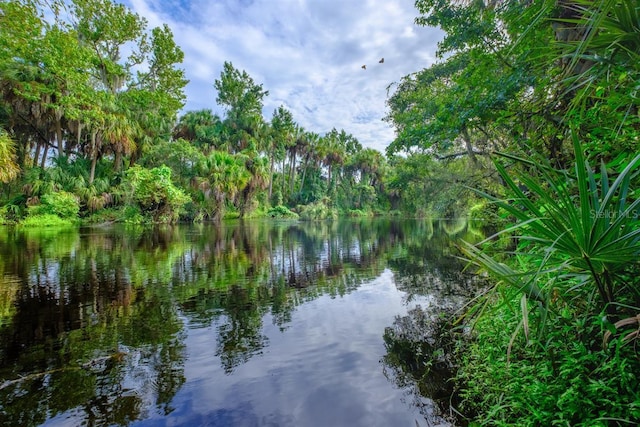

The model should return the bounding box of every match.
[0,0,437,225]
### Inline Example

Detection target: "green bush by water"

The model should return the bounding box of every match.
[266,205,299,219]
[27,191,80,219]
[457,301,640,426]
[457,135,640,425]
[298,198,337,220]
[20,214,75,227]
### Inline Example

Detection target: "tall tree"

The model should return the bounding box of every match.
[195,150,251,221]
[173,109,223,151]
[269,105,295,202]
[390,4,533,157]
[126,23,188,164]
[0,0,187,185]
[214,62,268,153]
[320,128,347,197]
[298,131,320,199]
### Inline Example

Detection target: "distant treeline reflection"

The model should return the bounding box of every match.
[0,218,481,426]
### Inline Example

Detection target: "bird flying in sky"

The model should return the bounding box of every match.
[362,58,383,70]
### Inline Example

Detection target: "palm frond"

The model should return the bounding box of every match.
[464,131,640,319]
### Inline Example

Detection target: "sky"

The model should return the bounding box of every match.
[124,0,444,153]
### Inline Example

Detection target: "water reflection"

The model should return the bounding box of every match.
[0,218,481,426]
[382,218,484,425]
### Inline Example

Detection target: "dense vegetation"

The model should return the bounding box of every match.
[0,0,410,225]
[388,1,640,425]
[1,0,639,425]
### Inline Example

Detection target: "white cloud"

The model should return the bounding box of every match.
[124,0,443,153]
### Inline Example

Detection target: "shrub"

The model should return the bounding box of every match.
[0,205,19,225]
[81,207,121,224]
[457,302,640,426]
[458,134,640,425]
[28,191,80,219]
[468,200,508,229]
[121,165,191,223]
[20,214,74,227]
[267,205,299,219]
[345,209,372,217]
[122,205,148,225]
[298,198,338,220]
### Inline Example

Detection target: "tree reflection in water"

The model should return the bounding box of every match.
[382,217,485,425]
[0,218,483,426]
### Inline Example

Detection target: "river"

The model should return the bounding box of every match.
[0,218,482,427]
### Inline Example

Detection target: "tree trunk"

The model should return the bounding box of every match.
[213,191,225,222]
[55,111,63,160]
[67,121,82,157]
[33,142,41,168]
[552,1,595,91]
[268,154,274,200]
[299,156,309,195]
[114,150,123,172]
[289,150,296,195]
[461,127,478,167]
[40,143,49,168]
[281,157,286,200]
[89,131,98,184]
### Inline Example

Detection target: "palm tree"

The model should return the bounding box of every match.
[298,131,320,196]
[319,130,346,196]
[102,109,138,173]
[173,109,222,152]
[254,120,278,200]
[554,0,640,106]
[236,151,269,217]
[0,129,19,183]
[353,148,384,186]
[288,125,309,195]
[196,150,251,221]
[0,61,56,168]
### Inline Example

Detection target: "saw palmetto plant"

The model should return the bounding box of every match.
[462,132,640,346]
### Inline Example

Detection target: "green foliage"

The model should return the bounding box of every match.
[172,110,223,150]
[122,165,190,223]
[0,0,395,222]
[553,0,640,117]
[465,135,640,313]
[20,214,75,227]
[192,150,252,221]
[0,204,22,225]
[457,135,640,425]
[215,61,268,121]
[80,207,121,224]
[298,198,338,220]
[457,301,640,426]
[27,191,80,219]
[344,209,373,217]
[468,200,509,233]
[387,1,550,158]
[0,207,10,225]
[123,205,148,224]
[0,0,187,182]
[214,61,268,153]
[468,201,495,222]
[0,128,19,183]
[266,205,299,219]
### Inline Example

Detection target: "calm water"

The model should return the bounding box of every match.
[0,219,481,427]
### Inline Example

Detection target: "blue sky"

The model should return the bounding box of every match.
[125,0,443,152]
